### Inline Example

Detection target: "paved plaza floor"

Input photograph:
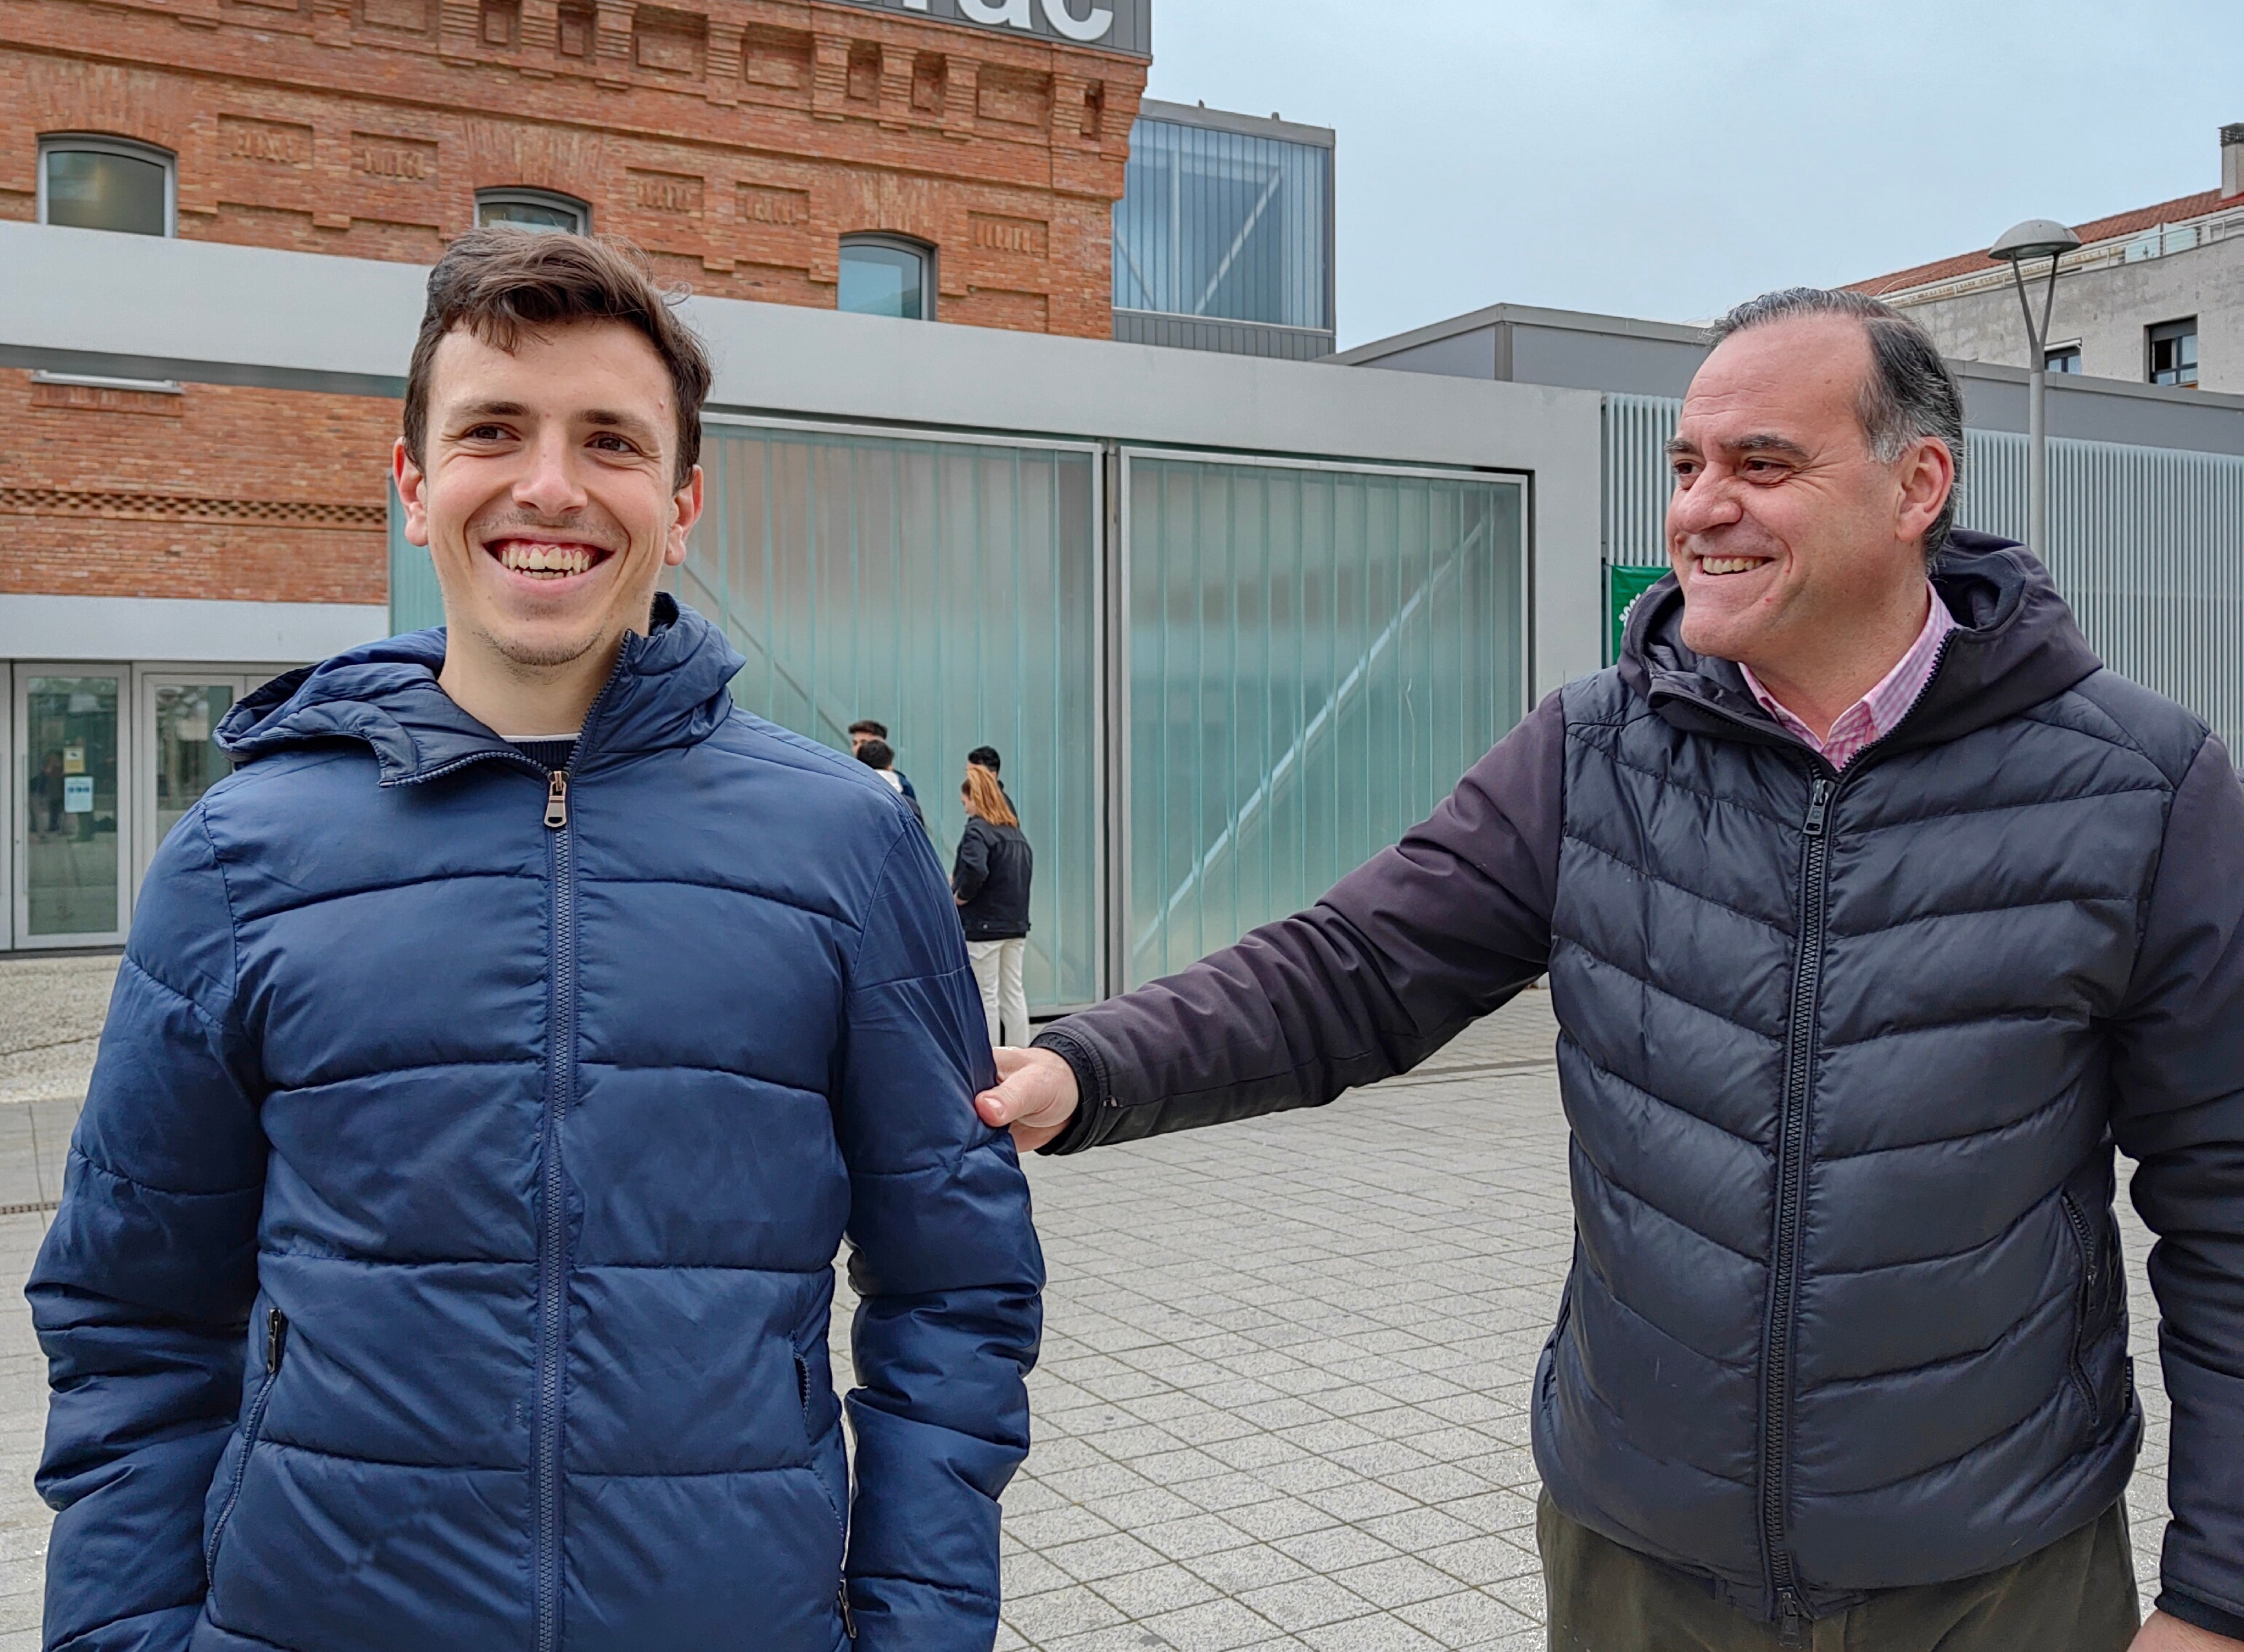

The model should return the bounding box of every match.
[0,953,2174,1650]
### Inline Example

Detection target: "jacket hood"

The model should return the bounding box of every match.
[217,593,745,783]
[1616,530,2103,756]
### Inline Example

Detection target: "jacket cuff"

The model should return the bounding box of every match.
[1028,1026,1107,1155]
[2158,1589,2244,1643]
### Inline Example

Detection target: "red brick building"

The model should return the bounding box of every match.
[0,0,1147,945]
[1,0,1146,603]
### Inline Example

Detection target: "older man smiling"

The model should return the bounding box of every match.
[979,288,2244,1651]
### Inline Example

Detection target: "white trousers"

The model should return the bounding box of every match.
[966,937,1030,1048]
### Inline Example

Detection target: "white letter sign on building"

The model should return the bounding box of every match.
[834,0,1147,55]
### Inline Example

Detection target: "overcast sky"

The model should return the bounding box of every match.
[1142,1,2244,350]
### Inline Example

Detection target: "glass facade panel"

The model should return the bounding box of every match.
[1125,457,1526,986]
[22,676,122,937]
[43,148,167,236]
[1114,118,1331,331]
[838,241,928,320]
[153,684,235,848]
[389,478,447,634]
[676,424,1101,1010]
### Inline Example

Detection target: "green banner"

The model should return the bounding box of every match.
[1607,563,1668,664]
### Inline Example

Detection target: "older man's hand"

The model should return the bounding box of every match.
[974,1045,1079,1152]
[2131,1611,2244,1652]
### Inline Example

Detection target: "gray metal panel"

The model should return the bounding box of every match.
[1349,327,1499,380]
[1112,309,1334,360]
[818,0,1149,57]
[1959,367,2244,456]
[1510,324,1707,398]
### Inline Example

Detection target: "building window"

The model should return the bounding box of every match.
[37,136,174,237]
[2147,318,2198,387]
[2044,344,2082,374]
[838,235,934,321]
[1114,111,1333,335]
[476,189,588,234]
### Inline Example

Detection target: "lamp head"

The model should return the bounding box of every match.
[1988,218,2083,263]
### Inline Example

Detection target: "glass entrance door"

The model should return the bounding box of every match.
[138,675,241,886]
[13,666,129,947]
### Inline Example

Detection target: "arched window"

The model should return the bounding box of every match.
[39,136,174,237]
[839,235,935,321]
[476,189,589,234]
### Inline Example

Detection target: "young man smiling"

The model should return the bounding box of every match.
[30,229,1042,1652]
[980,290,2244,1650]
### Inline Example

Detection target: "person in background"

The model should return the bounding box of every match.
[967,745,1001,782]
[856,737,925,829]
[850,718,917,803]
[953,764,1032,1049]
[32,751,66,838]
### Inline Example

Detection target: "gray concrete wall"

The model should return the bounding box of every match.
[1895,234,2244,393]
[0,219,1610,697]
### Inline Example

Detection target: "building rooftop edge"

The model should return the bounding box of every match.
[1136,97,1335,147]
[1844,186,2244,300]
[1333,302,1709,365]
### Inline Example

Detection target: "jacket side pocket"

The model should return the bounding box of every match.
[2058,1195,2101,1430]
[206,1306,288,1580]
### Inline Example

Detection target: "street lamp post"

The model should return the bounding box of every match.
[1988,218,2082,558]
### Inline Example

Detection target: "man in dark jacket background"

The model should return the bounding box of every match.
[979,290,2244,1650]
[30,229,1041,1652]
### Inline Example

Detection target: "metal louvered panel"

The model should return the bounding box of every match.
[1602,394,1679,570]
[1959,431,2244,751]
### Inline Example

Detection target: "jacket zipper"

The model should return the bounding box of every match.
[2059,1193,2101,1428]
[1653,628,1960,1643]
[206,1307,289,1576]
[533,759,578,1652]
[1764,774,1832,1647]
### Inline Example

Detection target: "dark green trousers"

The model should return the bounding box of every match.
[1538,1493,2139,1652]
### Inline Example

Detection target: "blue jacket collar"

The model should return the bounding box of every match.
[217,594,744,784]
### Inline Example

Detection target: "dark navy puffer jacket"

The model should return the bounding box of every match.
[1033,538,2244,1640]
[30,598,1043,1652]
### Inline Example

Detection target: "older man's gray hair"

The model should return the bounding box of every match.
[1711,287,1966,559]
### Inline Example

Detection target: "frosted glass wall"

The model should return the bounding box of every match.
[1125,455,1528,987]
[678,422,1103,1011]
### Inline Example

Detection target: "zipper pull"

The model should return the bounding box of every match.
[837,1583,856,1639]
[544,771,569,830]
[1802,777,1833,839]
[265,1307,289,1374]
[1777,1590,1807,1647]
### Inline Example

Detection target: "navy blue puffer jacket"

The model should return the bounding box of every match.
[30,599,1043,1652]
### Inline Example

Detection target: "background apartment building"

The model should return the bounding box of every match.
[1849,123,2244,392]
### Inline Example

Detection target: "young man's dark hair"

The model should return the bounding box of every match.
[401,227,712,490]
[848,718,888,741]
[33,223,1039,1652]
[967,744,1002,775]
[855,737,896,770]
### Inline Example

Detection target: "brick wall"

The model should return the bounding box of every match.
[0,0,1146,612]
[2,371,396,605]
[0,0,1143,336]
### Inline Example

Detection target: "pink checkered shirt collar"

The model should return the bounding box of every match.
[1738,586,1957,769]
